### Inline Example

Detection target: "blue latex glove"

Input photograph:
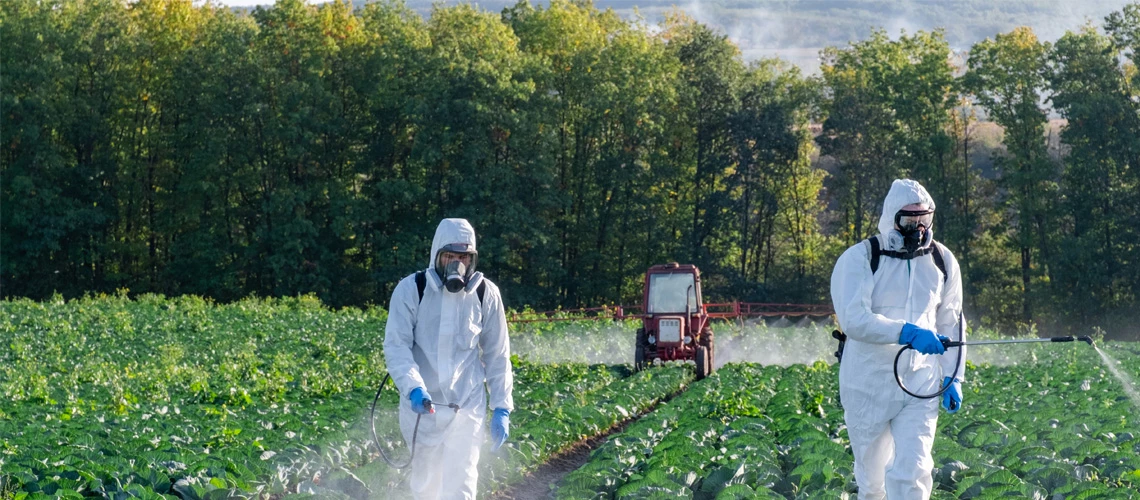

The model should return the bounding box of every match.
[899,323,947,355]
[409,387,434,415]
[490,408,510,452]
[942,377,962,414]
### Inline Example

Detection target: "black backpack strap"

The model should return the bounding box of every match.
[868,235,881,274]
[415,271,426,303]
[477,281,487,304]
[868,236,948,283]
[931,242,947,283]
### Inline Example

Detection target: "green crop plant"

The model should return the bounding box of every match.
[4,295,1138,498]
[558,335,1138,499]
[0,296,693,498]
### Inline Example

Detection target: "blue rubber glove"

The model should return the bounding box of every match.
[409,387,434,415]
[941,377,962,414]
[490,408,510,452]
[899,323,947,355]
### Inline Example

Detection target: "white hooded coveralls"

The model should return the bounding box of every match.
[384,218,515,500]
[830,179,966,500]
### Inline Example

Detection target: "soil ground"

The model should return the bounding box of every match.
[490,383,689,499]
[489,433,608,500]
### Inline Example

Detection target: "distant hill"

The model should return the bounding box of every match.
[393,0,1131,70]
[230,0,1132,71]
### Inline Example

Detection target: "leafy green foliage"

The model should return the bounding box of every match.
[934,341,1140,497]
[0,0,822,312]
[6,0,1140,333]
[0,294,391,497]
[555,362,844,499]
[557,329,1140,498]
[0,295,698,497]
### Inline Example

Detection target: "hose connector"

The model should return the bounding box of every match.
[940,337,965,349]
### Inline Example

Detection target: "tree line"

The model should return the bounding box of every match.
[3,0,1139,336]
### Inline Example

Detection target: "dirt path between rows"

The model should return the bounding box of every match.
[489,432,608,500]
[490,383,690,500]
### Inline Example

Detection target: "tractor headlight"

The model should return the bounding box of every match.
[648,335,656,345]
[684,335,692,345]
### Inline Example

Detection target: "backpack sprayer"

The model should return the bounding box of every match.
[369,374,460,469]
[893,313,1096,399]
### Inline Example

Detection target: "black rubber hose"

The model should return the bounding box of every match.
[894,312,965,400]
[370,373,420,469]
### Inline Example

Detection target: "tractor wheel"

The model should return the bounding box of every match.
[634,328,646,371]
[704,329,715,375]
[695,345,710,380]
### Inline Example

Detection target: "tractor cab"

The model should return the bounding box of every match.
[635,263,715,379]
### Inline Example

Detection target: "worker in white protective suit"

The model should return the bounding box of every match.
[384,218,514,500]
[830,179,966,500]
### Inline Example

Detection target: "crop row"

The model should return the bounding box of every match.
[554,341,1140,499]
[4,296,1138,499]
[1,295,397,499]
[0,295,697,499]
[930,342,1140,498]
[556,361,848,499]
[343,359,694,498]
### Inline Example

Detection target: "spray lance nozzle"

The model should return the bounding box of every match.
[938,335,1098,349]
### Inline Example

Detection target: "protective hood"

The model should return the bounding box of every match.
[877,179,936,251]
[427,218,483,290]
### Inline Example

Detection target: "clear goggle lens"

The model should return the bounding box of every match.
[896,210,933,230]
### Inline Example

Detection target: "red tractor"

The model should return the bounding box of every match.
[634,263,715,379]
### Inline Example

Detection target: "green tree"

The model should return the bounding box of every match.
[236,0,366,303]
[664,15,743,271]
[159,4,260,300]
[1105,3,1140,91]
[498,0,607,305]
[1,0,131,298]
[819,30,957,245]
[353,0,432,303]
[409,3,542,306]
[963,26,1055,324]
[1047,25,1140,329]
[726,60,823,300]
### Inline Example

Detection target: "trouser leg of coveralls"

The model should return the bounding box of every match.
[409,439,444,500]
[409,413,484,500]
[847,403,896,500]
[885,397,939,499]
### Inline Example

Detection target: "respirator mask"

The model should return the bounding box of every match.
[895,208,934,253]
[436,243,478,293]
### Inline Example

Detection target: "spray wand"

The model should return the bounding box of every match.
[938,335,1095,348]
[370,374,460,469]
[895,323,1096,400]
